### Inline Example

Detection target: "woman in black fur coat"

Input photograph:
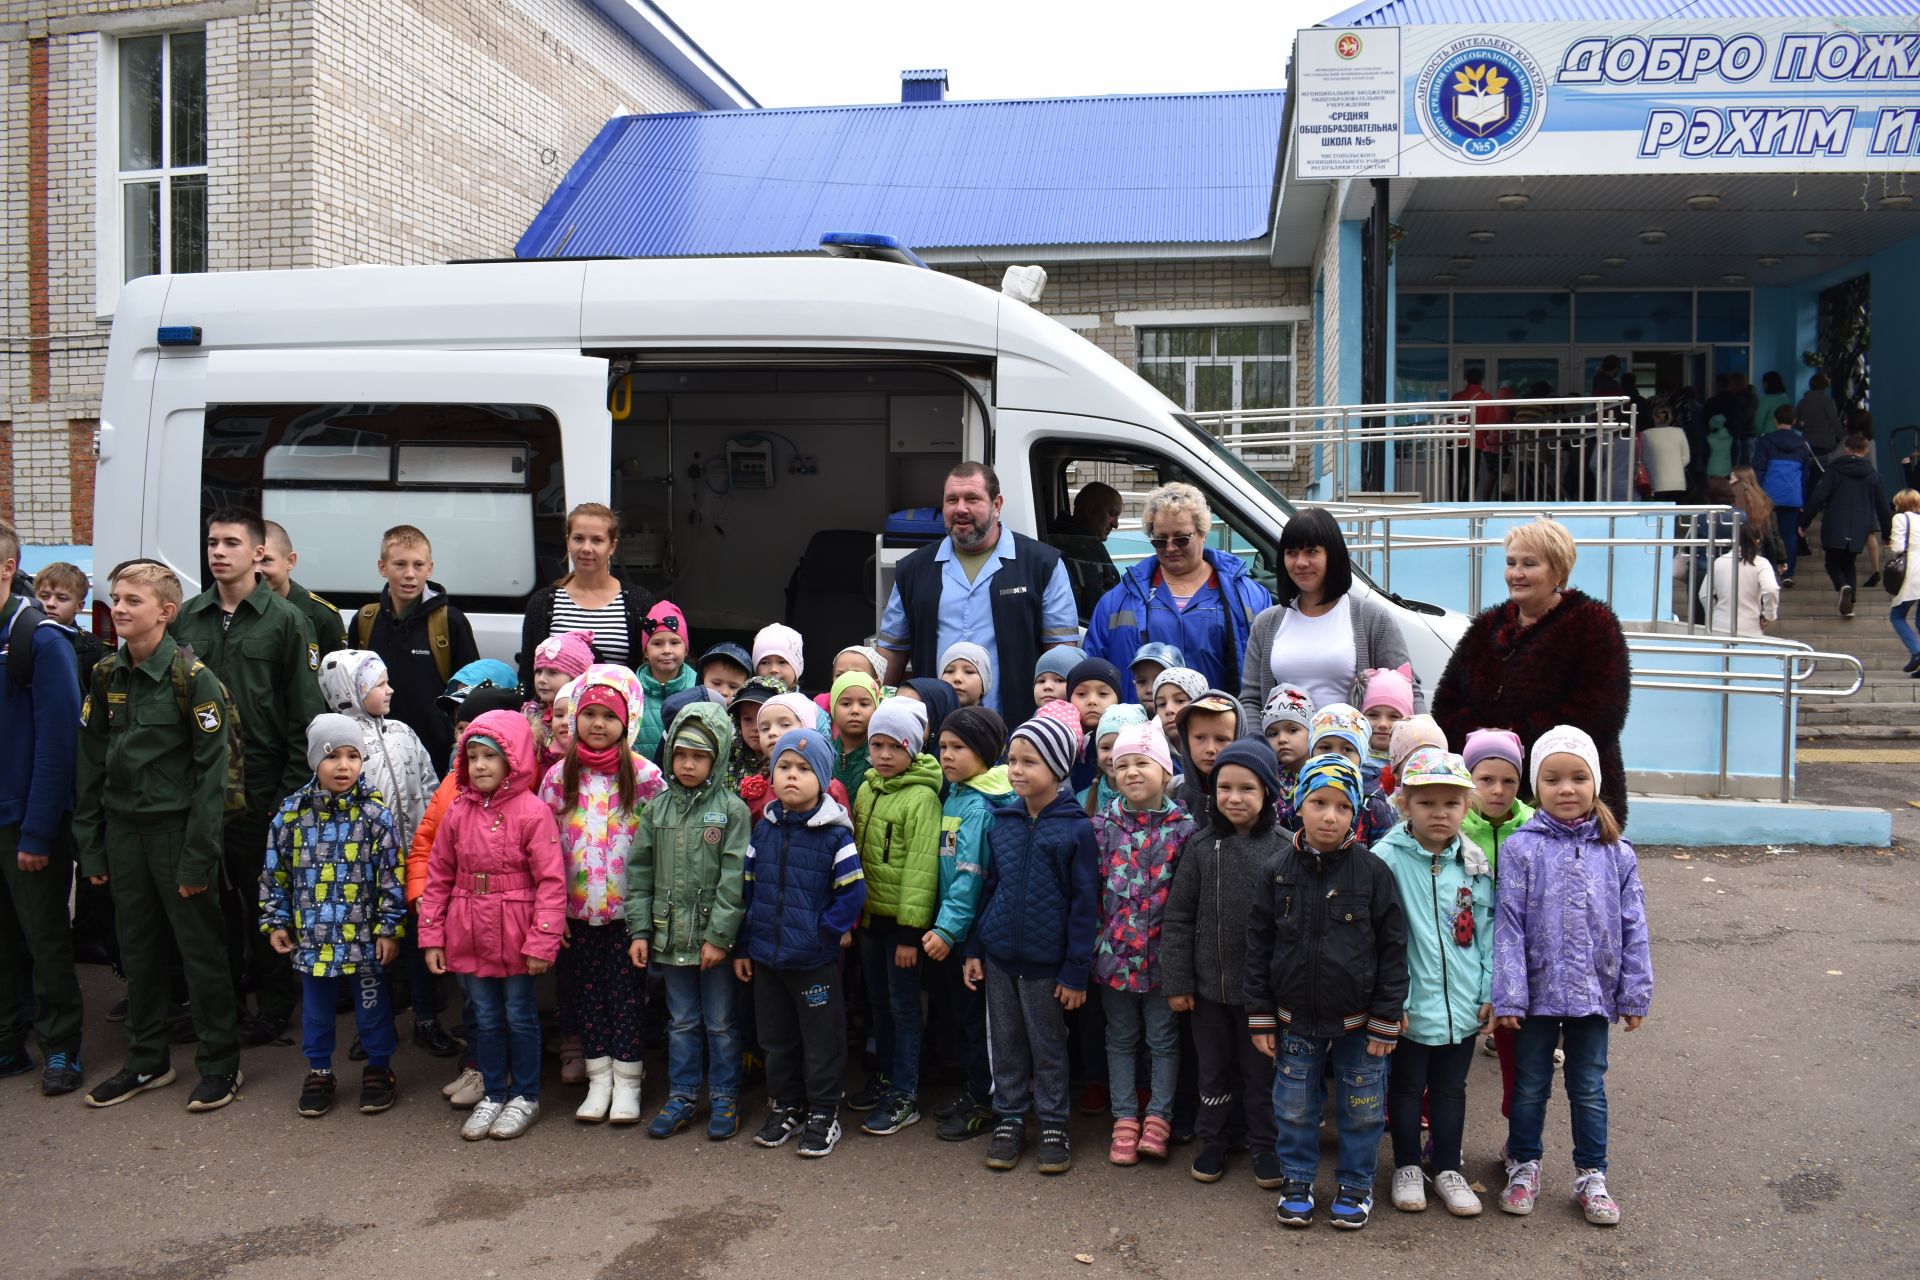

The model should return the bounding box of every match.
[1432,518,1633,821]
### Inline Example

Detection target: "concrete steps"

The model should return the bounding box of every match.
[1768,567,1917,733]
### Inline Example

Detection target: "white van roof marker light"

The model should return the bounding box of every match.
[157,325,202,347]
[818,231,928,269]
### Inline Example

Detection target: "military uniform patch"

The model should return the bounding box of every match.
[194,700,223,733]
[307,643,320,670]
[703,826,722,845]
[79,695,91,725]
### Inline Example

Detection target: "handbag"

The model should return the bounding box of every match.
[1885,514,1909,596]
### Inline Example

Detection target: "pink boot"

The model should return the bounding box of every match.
[1138,1115,1172,1160]
[1108,1116,1142,1165]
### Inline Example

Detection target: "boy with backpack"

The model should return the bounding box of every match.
[356,525,480,773]
[1753,405,1818,587]
[79,560,245,1111]
[31,562,104,687]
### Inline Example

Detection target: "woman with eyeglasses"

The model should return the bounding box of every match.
[518,502,657,692]
[1084,482,1274,699]
[1239,507,1423,721]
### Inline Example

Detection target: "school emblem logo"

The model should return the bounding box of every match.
[1336,33,1361,59]
[194,700,223,733]
[1416,35,1544,163]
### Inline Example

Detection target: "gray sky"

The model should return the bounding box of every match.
[677,0,1342,108]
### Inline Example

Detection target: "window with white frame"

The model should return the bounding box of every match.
[1137,324,1293,452]
[116,30,206,283]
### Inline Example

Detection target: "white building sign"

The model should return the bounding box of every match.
[1294,27,1403,180]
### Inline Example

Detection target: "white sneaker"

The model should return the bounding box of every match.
[490,1095,540,1140]
[1573,1167,1622,1225]
[446,1067,485,1109]
[1553,1046,1566,1066]
[462,1098,504,1140]
[1433,1169,1483,1217]
[1391,1165,1428,1211]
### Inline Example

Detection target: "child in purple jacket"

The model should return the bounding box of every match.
[1492,725,1653,1228]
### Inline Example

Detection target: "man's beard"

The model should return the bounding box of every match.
[948,517,993,552]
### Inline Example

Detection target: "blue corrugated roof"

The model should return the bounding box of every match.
[517,91,1287,258]
[1319,0,1918,25]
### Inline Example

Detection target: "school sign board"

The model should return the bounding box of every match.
[1294,18,1920,180]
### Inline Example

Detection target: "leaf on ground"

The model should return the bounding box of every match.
[1075,1254,1095,1265]
[1469,1180,1488,1193]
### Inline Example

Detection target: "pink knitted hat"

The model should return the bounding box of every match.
[1111,720,1174,779]
[533,630,596,679]
[1032,697,1087,749]
[1361,664,1415,719]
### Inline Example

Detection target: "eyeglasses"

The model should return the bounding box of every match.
[1149,534,1194,551]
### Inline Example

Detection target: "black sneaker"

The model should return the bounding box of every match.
[1037,1126,1073,1175]
[1191,1143,1227,1183]
[797,1110,841,1158]
[1252,1150,1286,1190]
[105,997,129,1023]
[298,1070,336,1117]
[238,1015,288,1048]
[938,1100,996,1142]
[845,1074,890,1111]
[0,1050,32,1079]
[1275,1180,1316,1228]
[186,1070,243,1112]
[165,1003,198,1044]
[359,1066,397,1114]
[413,1019,462,1058]
[40,1052,83,1097]
[1781,575,1795,588]
[84,1066,177,1108]
[932,1092,972,1122]
[860,1093,920,1136]
[753,1105,804,1148]
[347,1035,367,1062]
[1328,1188,1373,1230]
[1903,653,1920,675]
[985,1115,1025,1170]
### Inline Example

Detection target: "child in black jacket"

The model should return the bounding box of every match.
[1245,753,1407,1233]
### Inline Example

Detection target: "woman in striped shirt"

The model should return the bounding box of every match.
[518,503,655,692]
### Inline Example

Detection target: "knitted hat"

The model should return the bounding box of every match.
[575,681,629,728]
[1399,747,1473,790]
[752,623,805,679]
[940,705,1007,771]
[1292,752,1362,816]
[697,641,753,679]
[1462,728,1525,776]
[1210,739,1283,834]
[828,669,880,713]
[669,715,719,756]
[1360,664,1415,719]
[1130,641,1185,673]
[641,600,688,647]
[1388,713,1447,769]
[1010,714,1078,782]
[533,630,596,679]
[939,641,995,700]
[834,644,886,683]
[306,713,364,771]
[761,692,822,734]
[1096,703,1149,744]
[467,732,507,763]
[1262,682,1315,732]
[868,697,929,756]
[1111,719,1174,779]
[1530,724,1602,796]
[902,677,959,743]
[1151,666,1209,703]
[1034,647,1087,683]
[1031,697,1087,748]
[1066,657,1126,700]
[770,727,835,793]
[1309,703,1369,759]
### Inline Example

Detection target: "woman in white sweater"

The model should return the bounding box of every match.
[1641,404,1691,502]
[1887,489,1920,673]
[1698,524,1780,637]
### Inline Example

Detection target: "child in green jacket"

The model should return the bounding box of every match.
[849,696,943,1136]
[627,701,750,1141]
[1459,728,1535,1113]
[925,705,1012,1140]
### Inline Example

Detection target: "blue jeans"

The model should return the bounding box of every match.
[1104,989,1179,1121]
[300,969,396,1071]
[1892,602,1920,658]
[1506,1014,1610,1171]
[858,926,924,1100]
[661,962,743,1102]
[1272,1030,1388,1192]
[461,973,541,1103]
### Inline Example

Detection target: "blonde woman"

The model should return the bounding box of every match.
[1889,490,1920,673]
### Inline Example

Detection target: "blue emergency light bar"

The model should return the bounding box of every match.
[818,232,928,269]
[157,325,203,347]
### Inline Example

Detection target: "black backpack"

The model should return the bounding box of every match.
[4,599,58,690]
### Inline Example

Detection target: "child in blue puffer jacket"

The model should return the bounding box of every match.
[963,714,1098,1178]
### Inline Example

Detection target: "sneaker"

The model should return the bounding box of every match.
[1109,1116,1142,1166]
[1274,1180,1316,1228]
[186,1070,243,1112]
[1037,1126,1072,1175]
[359,1066,397,1114]
[238,1015,289,1048]
[1190,1143,1226,1183]
[1840,585,1856,617]
[1077,1082,1109,1115]
[84,1066,176,1107]
[489,1095,539,1139]
[860,1093,920,1136]
[1481,1033,1497,1057]
[707,1096,739,1141]
[649,1096,697,1139]
[844,1074,890,1112]
[1573,1168,1622,1225]
[298,1070,336,1117]
[445,1067,485,1109]
[1781,574,1794,588]
[1433,1169,1484,1217]
[462,1098,505,1140]
[1391,1165,1428,1212]
[932,1092,972,1122]
[1500,1159,1541,1215]
[753,1105,804,1148]
[937,1099,995,1142]
[40,1051,83,1097]
[1329,1189,1373,1230]
[1252,1150,1285,1190]
[1137,1115,1171,1160]
[797,1110,841,1158]
[413,1019,462,1058]
[1904,653,1920,675]
[0,1050,32,1079]
[106,997,129,1023]
[985,1116,1026,1170]
[347,1035,367,1063]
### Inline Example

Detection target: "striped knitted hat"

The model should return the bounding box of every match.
[1010,714,1079,781]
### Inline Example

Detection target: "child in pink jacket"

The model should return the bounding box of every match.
[420,709,565,1142]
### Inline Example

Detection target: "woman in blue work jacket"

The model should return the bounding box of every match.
[1084,482,1273,699]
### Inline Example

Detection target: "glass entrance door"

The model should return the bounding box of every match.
[1453,352,1565,399]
